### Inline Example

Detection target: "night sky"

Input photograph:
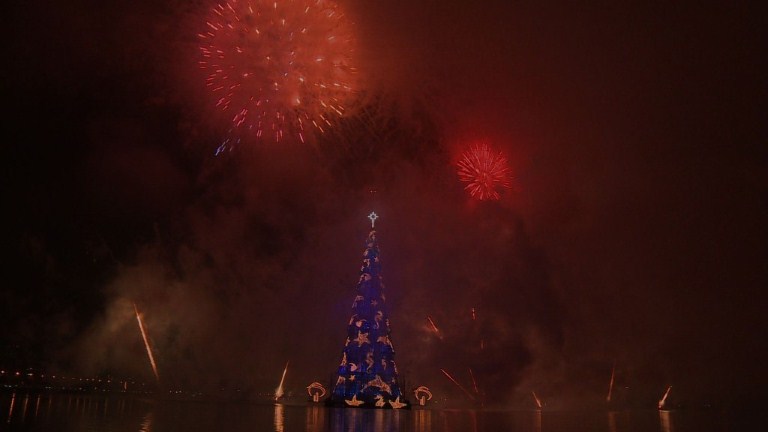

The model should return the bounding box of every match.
[3,0,766,408]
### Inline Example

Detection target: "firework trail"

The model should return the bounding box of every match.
[469,368,480,395]
[440,369,475,401]
[275,361,290,401]
[426,316,443,340]
[658,385,672,409]
[532,391,542,409]
[133,303,159,383]
[198,0,357,146]
[457,143,513,200]
[606,362,616,402]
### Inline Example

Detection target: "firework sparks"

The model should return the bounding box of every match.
[198,0,357,146]
[440,369,475,401]
[275,361,290,401]
[607,362,616,403]
[658,385,672,409]
[532,391,542,409]
[469,368,480,395]
[426,316,443,340]
[133,303,159,383]
[456,142,513,200]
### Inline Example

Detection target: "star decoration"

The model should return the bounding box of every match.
[389,396,407,409]
[363,375,391,394]
[345,395,364,407]
[356,332,370,346]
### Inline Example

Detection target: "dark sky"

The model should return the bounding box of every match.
[2,0,766,408]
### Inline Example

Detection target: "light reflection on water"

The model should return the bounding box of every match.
[0,393,751,432]
[274,403,284,432]
[139,412,153,432]
[608,410,619,432]
[659,410,673,432]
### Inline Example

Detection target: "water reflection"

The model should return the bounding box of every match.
[327,407,407,432]
[6,393,15,424]
[608,410,634,432]
[2,392,154,430]
[139,412,153,432]
[413,409,432,432]
[274,403,285,432]
[21,393,29,419]
[0,392,736,432]
[306,405,325,432]
[468,410,479,432]
[34,394,41,417]
[608,411,618,432]
[659,410,674,432]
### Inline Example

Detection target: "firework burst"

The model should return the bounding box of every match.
[456,143,513,200]
[198,0,357,146]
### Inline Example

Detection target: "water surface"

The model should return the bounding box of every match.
[1,393,758,431]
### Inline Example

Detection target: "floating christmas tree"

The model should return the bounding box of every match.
[325,212,410,409]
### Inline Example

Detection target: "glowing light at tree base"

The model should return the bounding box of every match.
[306,382,326,402]
[413,386,433,406]
[133,303,159,383]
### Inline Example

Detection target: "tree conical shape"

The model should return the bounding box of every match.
[326,216,409,408]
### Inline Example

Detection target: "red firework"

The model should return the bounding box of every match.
[198,0,357,144]
[456,143,513,200]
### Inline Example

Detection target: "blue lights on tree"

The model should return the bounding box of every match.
[326,215,410,409]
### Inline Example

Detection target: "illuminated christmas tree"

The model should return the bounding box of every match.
[325,212,410,409]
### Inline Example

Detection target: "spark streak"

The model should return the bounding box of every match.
[426,316,443,340]
[440,369,475,401]
[133,303,159,383]
[607,362,616,403]
[658,385,672,410]
[275,361,290,401]
[532,391,542,409]
[469,368,480,395]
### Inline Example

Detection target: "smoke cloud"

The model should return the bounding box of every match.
[3,0,765,409]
